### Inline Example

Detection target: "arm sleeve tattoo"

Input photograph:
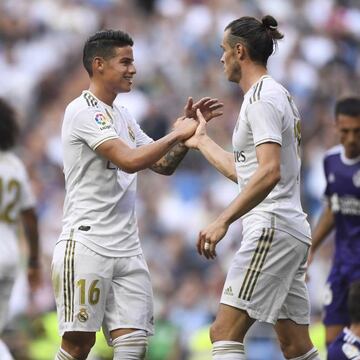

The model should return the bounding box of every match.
[150,143,189,175]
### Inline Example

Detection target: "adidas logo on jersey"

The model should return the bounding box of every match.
[224,286,233,296]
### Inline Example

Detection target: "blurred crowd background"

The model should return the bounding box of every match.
[0,0,359,359]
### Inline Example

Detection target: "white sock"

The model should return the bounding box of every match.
[55,347,78,360]
[112,330,148,360]
[212,341,245,359]
[288,347,320,360]
[0,339,14,360]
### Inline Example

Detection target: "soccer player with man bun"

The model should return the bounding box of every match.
[185,15,321,359]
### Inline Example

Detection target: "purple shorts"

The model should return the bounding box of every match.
[323,263,360,326]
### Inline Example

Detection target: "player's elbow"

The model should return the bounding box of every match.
[264,164,281,188]
[117,158,142,173]
[121,161,142,173]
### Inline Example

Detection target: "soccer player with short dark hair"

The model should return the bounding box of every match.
[52,29,222,360]
[309,97,360,347]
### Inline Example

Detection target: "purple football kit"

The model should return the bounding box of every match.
[323,145,360,326]
[327,327,360,360]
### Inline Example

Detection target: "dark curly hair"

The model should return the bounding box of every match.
[0,98,19,150]
[83,29,134,77]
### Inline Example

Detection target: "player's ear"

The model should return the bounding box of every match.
[93,57,104,74]
[235,43,246,60]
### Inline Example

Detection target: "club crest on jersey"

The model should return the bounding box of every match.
[94,112,111,130]
[128,126,135,142]
[77,308,89,322]
[353,170,360,188]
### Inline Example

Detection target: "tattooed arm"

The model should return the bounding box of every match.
[150,97,224,175]
[149,142,189,175]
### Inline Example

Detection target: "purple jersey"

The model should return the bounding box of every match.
[327,327,360,360]
[324,145,360,265]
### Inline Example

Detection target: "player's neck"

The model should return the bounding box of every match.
[88,83,116,107]
[239,65,268,94]
[350,323,360,338]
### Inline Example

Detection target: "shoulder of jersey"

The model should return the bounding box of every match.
[66,92,99,113]
[249,76,281,105]
[325,145,342,159]
[2,152,26,172]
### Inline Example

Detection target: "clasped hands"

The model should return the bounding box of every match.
[173,97,229,260]
[173,97,224,148]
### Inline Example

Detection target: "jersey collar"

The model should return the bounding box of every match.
[82,90,114,111]
[340,146,360,165]
[244,75,271,99]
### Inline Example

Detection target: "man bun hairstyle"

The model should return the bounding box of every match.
[83,29,134,77]
[225,15,284,66]
[0,98,19,151]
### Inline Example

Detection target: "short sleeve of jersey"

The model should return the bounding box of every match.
[72,108,119,150]
[246,101,282,146]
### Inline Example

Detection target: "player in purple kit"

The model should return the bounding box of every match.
[309,97,360,346]
[327,280,360,360]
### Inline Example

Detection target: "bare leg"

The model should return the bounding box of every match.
[325,324,343,346]
[56,331,96,360]
[275,319,317,359]
[210,304,255,359]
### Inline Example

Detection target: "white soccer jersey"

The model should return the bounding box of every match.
[0,152,36,274]
[59,91,153,257]
[232,75,311,244]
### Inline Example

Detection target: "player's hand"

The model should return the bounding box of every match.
[197,218,229,260]
[173,116,198,140]
[184,97,223,122]
[184,109,207,149]
[28,265,42,292]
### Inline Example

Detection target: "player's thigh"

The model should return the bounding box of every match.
[278,243,310,326]
[323,265,360,329]
[221,228,308,325]
[51,240,113,335]
[103,254,154,341]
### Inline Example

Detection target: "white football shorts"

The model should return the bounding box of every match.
[220,227,310,325]
[51,240,154,341]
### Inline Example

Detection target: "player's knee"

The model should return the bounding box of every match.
[210,322,218,342]
[62,332,96,359]
[113,329,148,360]
[278,335,313,359]
[210,321,227,343]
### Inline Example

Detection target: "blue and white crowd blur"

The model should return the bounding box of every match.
[0,0,359,359]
